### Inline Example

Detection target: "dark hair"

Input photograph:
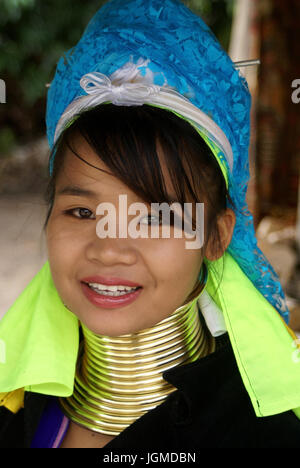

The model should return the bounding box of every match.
[44,104,232,302]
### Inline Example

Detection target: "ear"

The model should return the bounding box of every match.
[204,208,236,261]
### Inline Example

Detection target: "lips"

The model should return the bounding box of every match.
[80,275,143,309]
[80,275,142,287]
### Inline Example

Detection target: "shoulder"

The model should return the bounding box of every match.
[107,334,300,449]
[0,389,25,448]
[179,335,300,448]
[0,388,24,413]
[0,389,49,448]
[254,409,300,448]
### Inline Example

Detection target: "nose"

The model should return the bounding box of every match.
[85,230,138,267]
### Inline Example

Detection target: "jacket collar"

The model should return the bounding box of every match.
[162,333,232,399]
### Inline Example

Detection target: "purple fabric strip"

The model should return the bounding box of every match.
[30,397,70,448]
[52,414,69,448]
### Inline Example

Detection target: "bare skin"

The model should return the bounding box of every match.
[59,420,115,448]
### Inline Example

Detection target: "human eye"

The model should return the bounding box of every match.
[139,214,161,226]
[64,207,96,220]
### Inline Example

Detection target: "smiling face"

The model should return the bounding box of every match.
[45,105,235,337]
[46,134,205,336]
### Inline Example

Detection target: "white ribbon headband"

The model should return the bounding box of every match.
[54,60,234,172]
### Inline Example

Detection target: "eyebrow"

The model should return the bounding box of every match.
[56,185,99,198]
[57,184,180,204]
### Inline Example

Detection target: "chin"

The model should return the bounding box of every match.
[78,313,146,337]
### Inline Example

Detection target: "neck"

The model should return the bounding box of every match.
[59,296,214,435]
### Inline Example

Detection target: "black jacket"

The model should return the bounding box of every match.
[1,334,300,448]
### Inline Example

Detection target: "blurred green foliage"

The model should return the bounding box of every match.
[185,0,234,49]
[0,0,233,154]
[1,0,107,106]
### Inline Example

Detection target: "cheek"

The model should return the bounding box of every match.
[144,240,202,324]
[144,238,202,294]
[46,215,88,280]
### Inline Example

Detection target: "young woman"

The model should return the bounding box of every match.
[1,0,300,449]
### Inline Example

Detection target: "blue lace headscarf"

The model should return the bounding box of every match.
[46,0,289,322]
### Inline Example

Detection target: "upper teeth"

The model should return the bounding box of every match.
[87,283,138,292]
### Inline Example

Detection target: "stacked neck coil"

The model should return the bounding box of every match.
[59,298,213,435]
